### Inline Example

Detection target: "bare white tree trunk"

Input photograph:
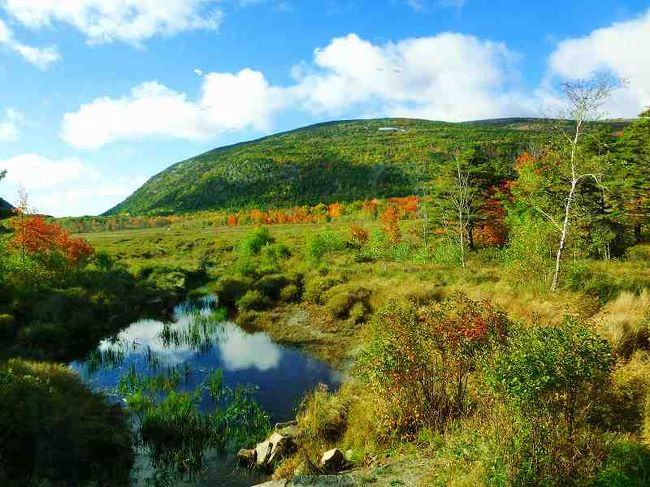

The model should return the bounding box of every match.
[451,152,474,269]
[548,77,614,292]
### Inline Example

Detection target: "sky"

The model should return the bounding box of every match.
[0,0,649,217]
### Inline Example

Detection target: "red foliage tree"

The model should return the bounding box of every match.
[11,215,94,265]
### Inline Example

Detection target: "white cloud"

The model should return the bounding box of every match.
[3,0,223,45]
[62,32,530,150]
[288,33,529,121]
[59,13,650,151]
[0,17,59,68]
[62,69,284,149]
[547,9,650,117]
[0,153,145,216]
[0,108,23,141]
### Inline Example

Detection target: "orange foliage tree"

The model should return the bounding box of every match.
[350,224,369,248]
[328,202,344,219]
[11,215,94,265]
[381,205,401,244]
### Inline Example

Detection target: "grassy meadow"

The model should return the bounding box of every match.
[73,212,650,485]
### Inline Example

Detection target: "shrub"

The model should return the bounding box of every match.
[210,276,253,307]
[255,273,292,301]
[0,359,133,485]
[239,227,274,256]
[307,232,346,262]
[596,351,650,433]
[349,302,368,324]
[0,313,16,339]
[237,289,273,312]
[298,384,349,444]
[323,285,372,321]
[594,438,650,486]
[626,244,650,262]
[487,319,613,441]
[280,284,301,303]
[303,276,340,304]
[349,224,369,248]
[358,294,509,438]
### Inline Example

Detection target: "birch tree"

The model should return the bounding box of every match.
[549,77,615,292]
[449,150,476,269]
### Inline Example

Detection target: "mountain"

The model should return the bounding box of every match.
[105,117,607,216]
[0,197,14,218]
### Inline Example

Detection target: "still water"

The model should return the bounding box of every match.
[70,296,340,486]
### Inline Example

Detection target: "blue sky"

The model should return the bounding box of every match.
[0,0,649,217]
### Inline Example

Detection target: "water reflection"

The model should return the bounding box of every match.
[71,296,340,486]
[71,296,339,421]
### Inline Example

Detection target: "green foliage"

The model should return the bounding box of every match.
[210,275,253,307]
[0,314,16,340]
[107,119,529,215]
[254,273,292,301]
[323,285,372,322]
[0,359,133,485]
[236,289,273,312]
[303,275,341,304]
[357,294,509,438]
[119,367,270,481]
[307,231,346,262]
[239,227,274,256]
[280,283,301,303]
[503,209,555,286]
[626,244,650,262]
[487,319,613,439]
[594,438,650,487]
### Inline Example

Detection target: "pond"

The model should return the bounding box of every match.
[70,296,340,486]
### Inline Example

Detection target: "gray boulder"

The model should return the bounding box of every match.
[320,448,345,473]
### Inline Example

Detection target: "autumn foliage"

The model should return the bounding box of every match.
[380,205,401,244]
[11,215,94,265]
[349,224,369,247]
[359,294,510,437]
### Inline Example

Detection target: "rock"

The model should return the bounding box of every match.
[274,420,298,430]
[268,432,295,465]
[320,448,345,473]
[255,440,274,467]
[275,420,299,438]
[236,448,256,465]
[254,432,296,469]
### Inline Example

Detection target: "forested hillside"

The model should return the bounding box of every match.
[108,118,536,215]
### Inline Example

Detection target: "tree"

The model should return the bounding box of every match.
[608,108,650,243]
[0,169,6,182]
[548,77,615,291]
[439,149,477,268]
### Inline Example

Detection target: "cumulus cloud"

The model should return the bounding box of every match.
[0,153,145,216]
[62,69,285,149]
[61,32,530,149]
[0,108,23,141]
[547,9,650,117]
[2,0,222,45]
[288,33,529,121]
[59,10,650,151]
[0,17,59,68]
